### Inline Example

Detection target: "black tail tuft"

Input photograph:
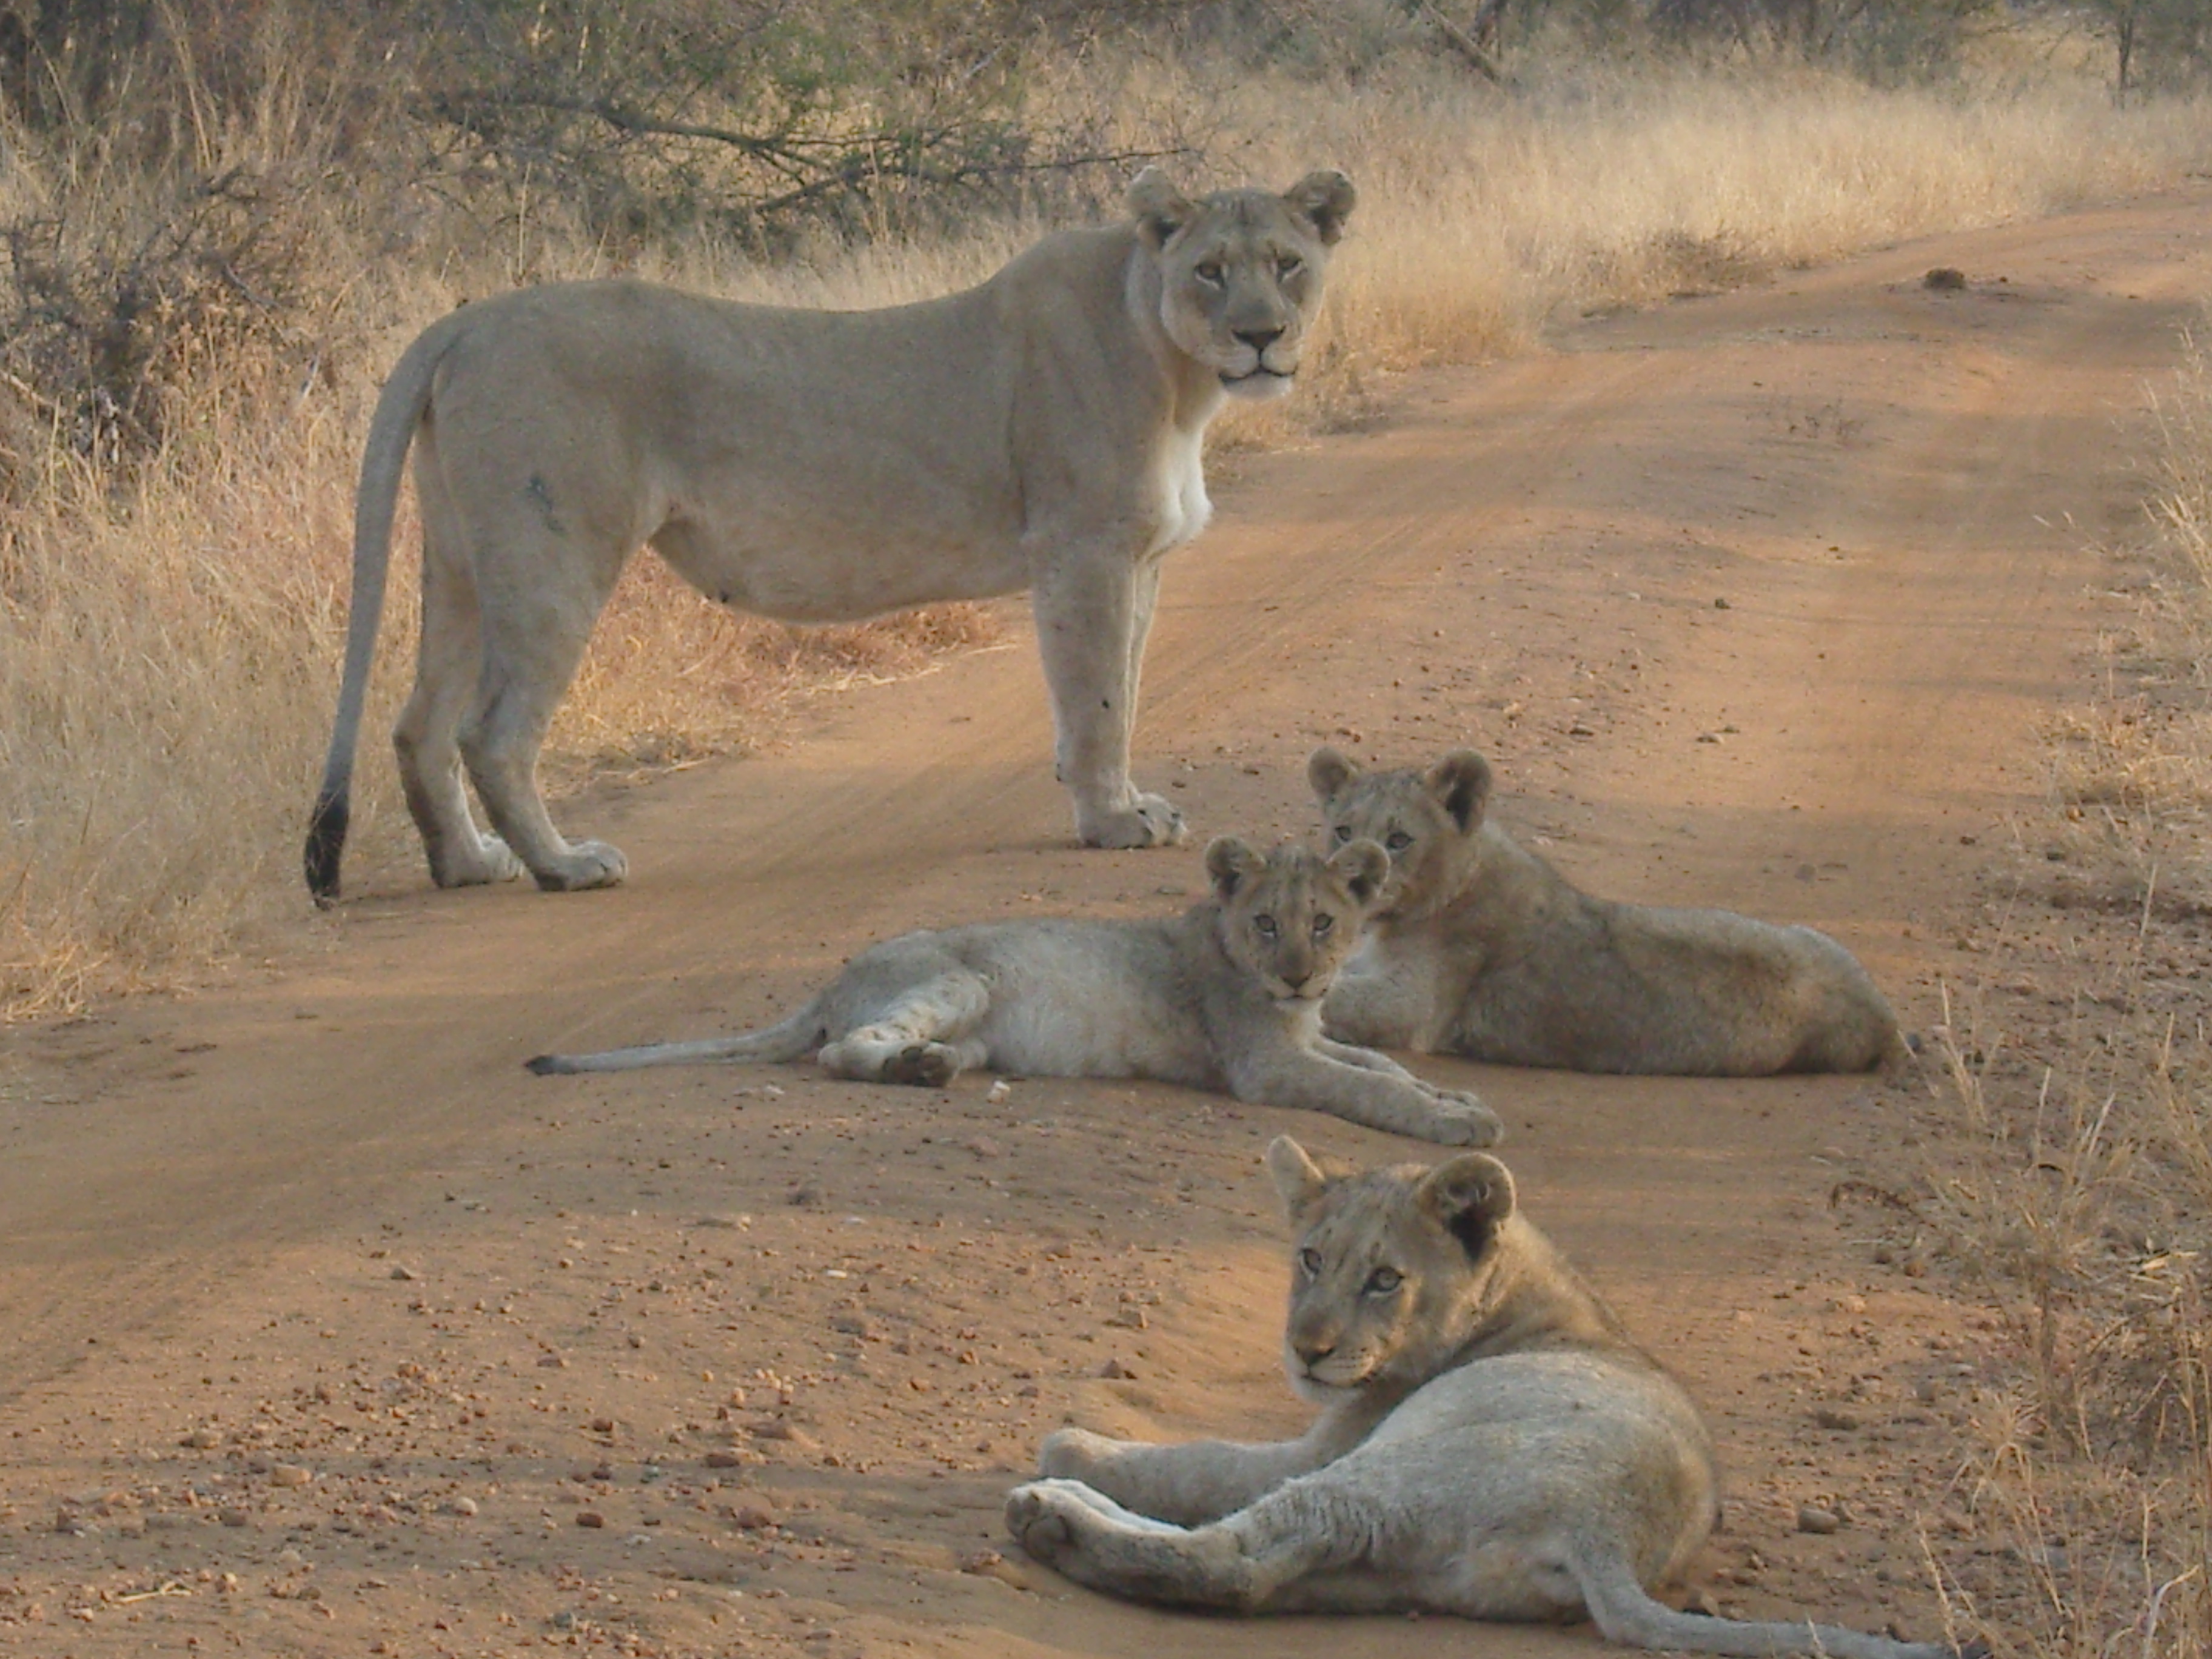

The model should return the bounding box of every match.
[525,1054,571,1076]
[304,788,350,907]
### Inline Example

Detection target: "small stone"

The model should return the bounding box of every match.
[588,1418,616,1434]
[1713,596,1731,609]
[219,1508,252,1529]
[268,1464,312,1487]
[1923,266,1968,291]
[1098,1357,1137,1380]
[389,1265,418,1282]
[1107,1308,1148,1330]
[1813,1408,1860,1432]
[732,1504,777,1530]
[704,1451,743,1469]
[984,1081,1012,1105]
[446,1496,479,1517]
[181,1429,222,1450]
[960,1549,1004,1575]
[1689,1589,1723,1617]
[967,1134,1004,1158]
[726,1387,748,1409]
[1795,1504,1842,1535]
[575,1511,606,1529]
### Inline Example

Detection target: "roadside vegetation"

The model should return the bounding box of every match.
[2,0,2209,1025]
[1907,324,2212,1655]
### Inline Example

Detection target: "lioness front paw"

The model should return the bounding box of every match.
[431,833,526,889]
[529,839,629,893]
[1421,1093,1505,1147]
[882,1042,961,1088]
[1077,793,1187,850]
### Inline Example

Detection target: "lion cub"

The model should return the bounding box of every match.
[528,837,1501,1147]
[1310,747,1900,1074]
[1007,1139,1967,1657]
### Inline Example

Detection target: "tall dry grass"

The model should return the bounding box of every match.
[1917,320,2212,1656]
[4,28,2212,1016]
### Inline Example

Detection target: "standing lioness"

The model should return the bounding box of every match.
[1310,748,1902,1074]
[1008,1139,1971,1657]
[304,167,1355,902]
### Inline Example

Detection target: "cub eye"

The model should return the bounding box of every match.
[1312,914,1333,937]
[1253,914,1278,937]
[1384,831,1413,853]
[1330,824,1353,844]
[1298,1247,1323,1276]
[1363,1267,1403,1296]
[1195,260,1225,286]
[1276,254,1304,279]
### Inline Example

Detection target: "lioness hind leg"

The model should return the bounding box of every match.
[457,523,629,893]
[816,974,990,1085]
[395,458,524,889]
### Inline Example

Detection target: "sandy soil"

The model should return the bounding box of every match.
[4,188,2208,1659]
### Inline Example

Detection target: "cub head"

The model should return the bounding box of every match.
[1265,1135,1518,1403]
[1127,167,1356,402]
[1307,746,1493,920]
[1204,834,1386,1005]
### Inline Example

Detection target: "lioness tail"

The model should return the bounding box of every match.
[304,308,474,906]
[525,1000,826,1076]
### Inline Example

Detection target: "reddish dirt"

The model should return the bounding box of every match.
[4,188,2208,1658]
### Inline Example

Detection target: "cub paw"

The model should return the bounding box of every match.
[1005,1482,1080,1562]
[1078,793,1187,850]
[1424,1094,1505,1147]
[883,1042,959,1088]
[531,839,629,893]
[1037,1427,1119,1479]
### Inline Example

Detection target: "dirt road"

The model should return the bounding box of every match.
[4,189,2207,1657]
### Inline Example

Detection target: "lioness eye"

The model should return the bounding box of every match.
[1364,1267,1403,1296]
[1330,824,1353,844]
[1254,914,1278,937]
[1298,1247,1322,1276]
[1385,831,1413,853]
[1195,260,1225,285]
[1312,914,1333,937]
[1276,254,1304,278]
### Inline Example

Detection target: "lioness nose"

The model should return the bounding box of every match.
[1295,1338,1335,1367]
[1235,326,1283,353]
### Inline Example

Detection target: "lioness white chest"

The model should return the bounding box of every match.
[1145,426,1212,558]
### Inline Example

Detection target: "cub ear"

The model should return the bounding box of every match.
[1414,1152,1515,1259]
[1307,744,1358,802]
[1282,169,1356,246]
[1204,834,1266,900]
[1127,166,1196,250]
[1265,1136,1329,1218]
[1426,750,1493,834]
[1327,837,1389,908]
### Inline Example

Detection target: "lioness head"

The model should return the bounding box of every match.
[1309,746,1492,921]
[1265,1135,1518,1403]
[1204,835,1386,1005]
[1127,167,1356,401]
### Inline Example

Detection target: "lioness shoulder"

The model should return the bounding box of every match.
[1309,746,1902,1074]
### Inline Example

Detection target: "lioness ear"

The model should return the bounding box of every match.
[1127,166,1196,250]
[1415,1152,1516,1259]
[1328,837,1389,908]
[1265,1136,1329,1218]
[1205,834,1265,900]
[1282,169,1356,246]
[1307,744,1357,803]
[1426,750,1493,835]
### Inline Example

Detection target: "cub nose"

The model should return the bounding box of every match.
[1235,325,1284,353]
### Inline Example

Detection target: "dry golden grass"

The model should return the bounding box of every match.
[1916,313,2212,1658]
[4,44,2212,1016]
